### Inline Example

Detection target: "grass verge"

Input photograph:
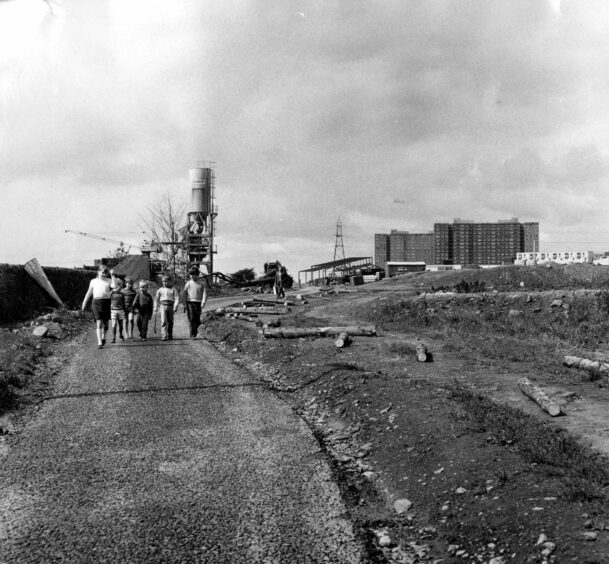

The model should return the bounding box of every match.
[451,384,609,492]
[0,330,44,412]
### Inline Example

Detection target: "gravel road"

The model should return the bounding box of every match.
[0,310,363,563]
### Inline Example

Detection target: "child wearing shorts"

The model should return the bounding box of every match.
[81,265,112,348]
[122,276,137,339]
[110,278,126,343]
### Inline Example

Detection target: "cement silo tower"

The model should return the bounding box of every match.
[186,163,217,274]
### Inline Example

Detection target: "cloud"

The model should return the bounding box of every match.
[4,1,609,274]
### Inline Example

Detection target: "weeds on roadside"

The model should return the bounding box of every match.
[364,291,609,363]
[0,331,43,412]
[428,279,487,294]
[495,468,510,486]
[451,385,609,491]
[385,341,420,357]
[561,477,606,502]
[454,279,487,293]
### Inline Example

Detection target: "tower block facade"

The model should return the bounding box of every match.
[187,165,217,274]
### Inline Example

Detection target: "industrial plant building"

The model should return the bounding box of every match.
[375,219,539,269]
[186,165,217,274]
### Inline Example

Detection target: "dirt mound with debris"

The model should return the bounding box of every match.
[203,267,609,562]
[0,308,89,414]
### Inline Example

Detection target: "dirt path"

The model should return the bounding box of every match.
[0,313,365,563]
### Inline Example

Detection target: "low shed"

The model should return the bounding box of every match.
[386,261,426,277]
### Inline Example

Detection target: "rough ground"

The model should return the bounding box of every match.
[4,264,609,563]
[203,265,609,564]
[0,313,365,563]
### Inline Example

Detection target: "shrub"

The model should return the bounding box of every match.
[454,279,486,293]
[0,331,43,413]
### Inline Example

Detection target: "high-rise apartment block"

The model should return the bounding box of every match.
[375,219,539,268]
[375,230,435,270]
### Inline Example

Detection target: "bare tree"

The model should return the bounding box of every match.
[107,242,130,261]
[139,194,188,282]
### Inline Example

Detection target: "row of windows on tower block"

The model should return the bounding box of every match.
[375,222,539,267]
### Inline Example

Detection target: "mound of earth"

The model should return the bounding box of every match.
[382,263,609,293]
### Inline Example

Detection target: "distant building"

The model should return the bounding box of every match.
[374,234,390,269]
[434,218,539,266]
[375,218,540,268]
[516,251,592,265]
[374,230,434,270]
[385,261,426,277]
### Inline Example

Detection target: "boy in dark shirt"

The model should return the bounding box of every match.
[110,278,126,343]
[121,276,137,339]
[133,280,154,341]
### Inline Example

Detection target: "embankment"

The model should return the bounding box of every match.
[0,263,93,323]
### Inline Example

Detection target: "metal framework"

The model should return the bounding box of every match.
[333,217,345,264]
[65,230,161,256]
[298,256,374,286]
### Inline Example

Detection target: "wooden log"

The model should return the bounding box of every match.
[24,258,65,307]
[563,355,581,368]
[262,326,376,339]
[517,377,562,417]
[580,358,601,371]
[233,314,258,322]
[564,355,609,375]
[251,298,295,306]
[415,343,428,362]
[334,332,351,348]
[224,306,290,315]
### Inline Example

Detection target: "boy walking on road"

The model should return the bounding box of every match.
[182,266,208,339]
[133,280,153,340]
[81,265,112,349]
[121,276,137,339]
[154,275,179,341]
[110,278,126,343]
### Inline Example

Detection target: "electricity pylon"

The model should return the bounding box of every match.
[333,217,345,263]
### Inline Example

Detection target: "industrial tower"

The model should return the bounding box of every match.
[186,163,217,275]
[333,217,345,263]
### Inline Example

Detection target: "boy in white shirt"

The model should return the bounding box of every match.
[81,265,112,348]
[182,266,208,339]
[154,275,179,341]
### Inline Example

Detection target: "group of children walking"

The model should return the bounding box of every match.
[81,265,207,348]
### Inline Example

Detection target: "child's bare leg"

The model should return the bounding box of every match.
[128,314,134,338]
[96,321,103,346]
[119,320,124,340]
[111,319,117,343]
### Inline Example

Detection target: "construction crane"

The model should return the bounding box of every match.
[65,230,162,255]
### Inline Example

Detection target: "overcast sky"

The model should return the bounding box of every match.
[2,0,609,276]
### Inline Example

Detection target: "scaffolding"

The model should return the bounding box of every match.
[298,256,374,286]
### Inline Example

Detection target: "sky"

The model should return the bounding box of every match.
[2,0,609,277]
